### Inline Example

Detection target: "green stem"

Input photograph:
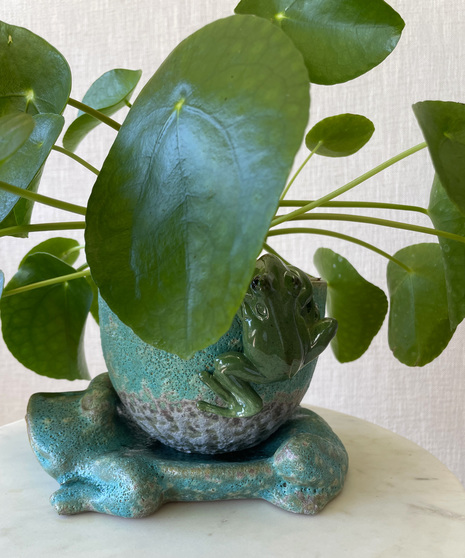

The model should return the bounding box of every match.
[67,98,121,132]
[279,200,429,215]
[62,244,85,260]
[267,227,411,272]
[0,181,86,216]
[271,142,428,227]
[52,145,99,176]
[0,221,86,238]
[282,212,465,244]
[2,268,91,298]
[280,141,322,201]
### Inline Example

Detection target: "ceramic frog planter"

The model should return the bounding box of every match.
[26,254,348,517]
[198,254,337,417]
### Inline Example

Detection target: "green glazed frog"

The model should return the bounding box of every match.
[198,254,337,418]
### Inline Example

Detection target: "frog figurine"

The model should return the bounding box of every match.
[198,254,338,418]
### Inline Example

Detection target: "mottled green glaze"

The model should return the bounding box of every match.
[26,374,348,518]
[99,255,332,453]
[198,254,337,417]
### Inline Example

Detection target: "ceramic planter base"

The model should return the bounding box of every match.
[26,373,348,518]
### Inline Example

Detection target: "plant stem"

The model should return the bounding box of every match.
[62,244,85,260]
[0,221,86,238]
[271,141,428,227]
[0,181,86,216]
[281,212,465,244]
[67,98,121,132]
[279,200,429,215]
[267,227,411,272]
[280,141,322,201]
[2,268,91,298]
[52,146,99,176]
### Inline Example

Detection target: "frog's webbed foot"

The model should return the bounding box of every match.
[197,354,263,418]
[307,317,338,363]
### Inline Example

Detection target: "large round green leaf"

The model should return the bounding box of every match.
[86,15,310,359]
[0,113,35,164]
[428,174,465,329]
[314,248,387,362]
[0,113,64,223]
[387,243,455,366]
[413,101,465,214]
[235,0,404,85]
[63,68,142,152]
[0,253,92,380]
[0,21,71,117]
[305,113,374,157]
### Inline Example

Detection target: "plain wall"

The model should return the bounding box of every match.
[0,0,464,486]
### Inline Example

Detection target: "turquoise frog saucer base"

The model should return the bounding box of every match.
[26,374,348,518]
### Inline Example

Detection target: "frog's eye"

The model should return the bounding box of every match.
[284,271,302,293]
[255,302,269,319]
[251,276,261,291]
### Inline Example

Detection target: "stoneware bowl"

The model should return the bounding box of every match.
[99,279,327,454]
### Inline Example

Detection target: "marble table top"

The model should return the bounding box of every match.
[1,407,464,557]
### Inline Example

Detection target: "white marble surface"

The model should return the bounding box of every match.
[1,407,464,558]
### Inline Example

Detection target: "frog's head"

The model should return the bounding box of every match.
[241,254,319,377]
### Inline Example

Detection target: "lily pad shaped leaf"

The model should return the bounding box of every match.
[0,113,35,164]
[63,68,142,152]
[0,253,92,380]
[86,15,310,359]
[235,0,405,85]
[306,113,374,157]
[314,248,387,362]
[0,21,71,117]
[387,243,455,367]
[0,113,64,224]
[20,237,82,267]
[413,101,465,213]
[428,174,465,329]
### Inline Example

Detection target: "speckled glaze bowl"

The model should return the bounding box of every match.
[99,280,327,455]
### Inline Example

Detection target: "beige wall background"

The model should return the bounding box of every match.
[1,1,464,485]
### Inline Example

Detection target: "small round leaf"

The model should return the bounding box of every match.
[387,243,455,366]
[20,238,82,267]
[314,248,387,362]
[63,68,142,152]
[0,253,92,380]
[305,114,374,157]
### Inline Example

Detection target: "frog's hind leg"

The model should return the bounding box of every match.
[197,353,263,418]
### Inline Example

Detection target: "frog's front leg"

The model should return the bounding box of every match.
[198,353,264,418]
[306,317,338,364]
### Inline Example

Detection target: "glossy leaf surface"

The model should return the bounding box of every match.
[413,101,465,213]
[63,68,142,152]
[235,0,404,85]
[20,237,81,267]
[428,175,465,329]
[0,254,92,380]
[305,113,374,157]
[387,243,454,366]
[0,21,71,117]
[86,15,310,358]
[0,113,64,224]
[0,113,35,164]
[314,248,387,362]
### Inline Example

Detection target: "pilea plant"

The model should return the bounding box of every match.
[1,0,465,382]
